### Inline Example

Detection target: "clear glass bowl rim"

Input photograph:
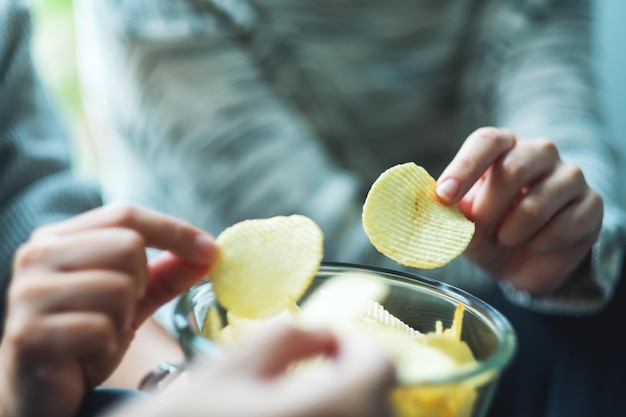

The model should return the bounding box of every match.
[173,261,517,386]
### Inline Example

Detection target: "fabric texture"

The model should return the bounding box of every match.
[71,2,626,416]
[0,0,102,335]
[74,0,625,316]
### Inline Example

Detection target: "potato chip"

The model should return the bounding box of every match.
[210,215,323,319]
[362,162,475,269]
[360,301,422,338]
[391,383,477,417]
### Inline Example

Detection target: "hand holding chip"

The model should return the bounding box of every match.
[0,205,218,417]
[106,324,396,417]
[436,127,603,293]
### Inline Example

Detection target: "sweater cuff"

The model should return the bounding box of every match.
[499,222,625,316]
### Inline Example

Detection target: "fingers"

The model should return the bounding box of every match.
[468,139,560,232]
[467,152,601,251]
[330,337,396,417]
[437,127,516,204]
[444,129,603,291]
[14,204,219,327]
[442,130,602,251]
[526,187,603,252]
[135,252,210,325]
[13,229,151,329]
[234,324,338,377]
[334,336,395,380]
[30,204,217,266]
[15,228,148,289]
[3,312,118,362]
[497,162,595,248]
[7,270,140,333]
[185,325,394,417]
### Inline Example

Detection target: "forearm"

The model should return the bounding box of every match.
[492,0,626,312]
[102,318,185,390]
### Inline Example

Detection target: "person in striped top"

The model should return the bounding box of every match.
[74,0,626,415]
[0,4,394,417]
[76,0,625,316]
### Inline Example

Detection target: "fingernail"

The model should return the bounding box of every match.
[436,178,459,203]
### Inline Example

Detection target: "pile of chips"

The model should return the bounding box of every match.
[204,162,481,416]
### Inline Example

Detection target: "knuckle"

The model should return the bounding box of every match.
[546,226,577,247]
[13,241,53,270]
[456,157,478,175]
[113,229,146,260]
[87,315,117,340]
[7,279,41,303]
[170,220,188,245]
[501,156,528,183]
[474,126,502,145]
[2,317,39,356]
[588,190,604,213]
[535,138,559,158]
[105,204,141,227]
[518,197,547,224]
[104,274,135,300]
[563,163,585,184]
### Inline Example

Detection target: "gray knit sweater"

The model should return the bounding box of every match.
[76,0,626,315]
[0,1,101,330]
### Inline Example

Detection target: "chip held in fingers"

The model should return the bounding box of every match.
[210,215,324,319]
[362,162,475,269]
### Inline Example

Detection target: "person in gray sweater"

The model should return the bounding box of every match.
[0,5,395,417]
[74,0,626,415]
[76,0,625,315]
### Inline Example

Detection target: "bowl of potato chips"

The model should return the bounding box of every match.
[174,162,516,417]
[174,262,516,417]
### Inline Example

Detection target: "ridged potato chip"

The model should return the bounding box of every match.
[210,215,323,319]
[362,162,475,269]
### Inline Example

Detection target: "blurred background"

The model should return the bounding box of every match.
[31,0,626,182]
[31,0,97,180]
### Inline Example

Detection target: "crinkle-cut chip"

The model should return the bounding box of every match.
[352,310,463,383]
[359,301,422,338]
[362,162,475,269]
[210,215,323,319]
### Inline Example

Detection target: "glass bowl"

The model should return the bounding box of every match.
[173,262,516,417]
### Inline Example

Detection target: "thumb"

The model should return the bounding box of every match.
[134,251,214,326]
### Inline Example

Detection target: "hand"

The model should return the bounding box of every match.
[0,205,218,417]
[436,127,603,293]
[109,324,396,417]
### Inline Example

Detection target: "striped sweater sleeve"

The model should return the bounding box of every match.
[0,1,102,331]
[488,0,626,313]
